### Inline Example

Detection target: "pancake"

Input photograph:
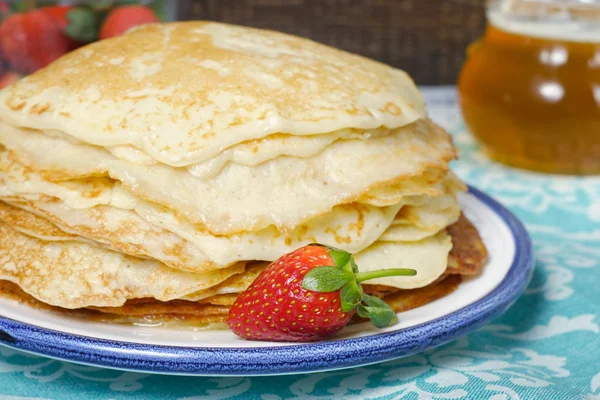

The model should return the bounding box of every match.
[182,263,267,301]
[0,220,245,308]
[185,129,386,180]
[197,294,238,306]
[362,213,487,297]
[0,213,486,327]
[446,214,489,275]
[365,275,462,316]
[0,22,425,167]
[0,201,77,241]
[0,280,229,328]
[0,198,216,272]
[0,118,455,235]
[0,192,462,291]
[0,205,450,306]
[380,172,464,242]
[0,200,486,310]
[0,275,463,328]
[0,148,462,271]
[354,231,453,289]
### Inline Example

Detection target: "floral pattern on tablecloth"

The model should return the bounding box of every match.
[0,87,598,400]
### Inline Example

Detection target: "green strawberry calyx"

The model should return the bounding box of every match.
[301,244,416,329]
[65,7,101,42]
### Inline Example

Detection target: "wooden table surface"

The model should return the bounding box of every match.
[177,0,487,85]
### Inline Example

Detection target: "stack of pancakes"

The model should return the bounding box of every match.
[0,22,486,328]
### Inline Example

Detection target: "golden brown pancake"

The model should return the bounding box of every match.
[361,213,486,298]
[0,214,486,327]
[446,214,489,275]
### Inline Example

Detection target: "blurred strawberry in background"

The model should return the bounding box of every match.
[0,7,79,74]
[100,5,158,39]
[0,1,164,88]
[44,5,77,31]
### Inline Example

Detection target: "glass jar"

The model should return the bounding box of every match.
[458,0,600,175]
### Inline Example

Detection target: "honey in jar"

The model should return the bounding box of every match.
[458,1,600,174]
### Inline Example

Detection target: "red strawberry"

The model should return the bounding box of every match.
[227,244,416,342]
[0,9,77,74]
[42,5,75,31]
[0,71,21,89]
[99,6,159,40]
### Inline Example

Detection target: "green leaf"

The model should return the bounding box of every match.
[340,280,362,312]
[302,267,353,293]
[328,248,351,269]
[363,294,398,326]
[361,294,398,328]
[362,294,391,308]
[65,7,100,42]
[356,304,369,318]
[363,305,397,328]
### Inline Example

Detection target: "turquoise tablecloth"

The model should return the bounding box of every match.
[1,87,599,400]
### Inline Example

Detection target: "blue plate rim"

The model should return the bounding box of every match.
[0,185,534,376]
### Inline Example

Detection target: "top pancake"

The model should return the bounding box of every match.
[0,21,425,167]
